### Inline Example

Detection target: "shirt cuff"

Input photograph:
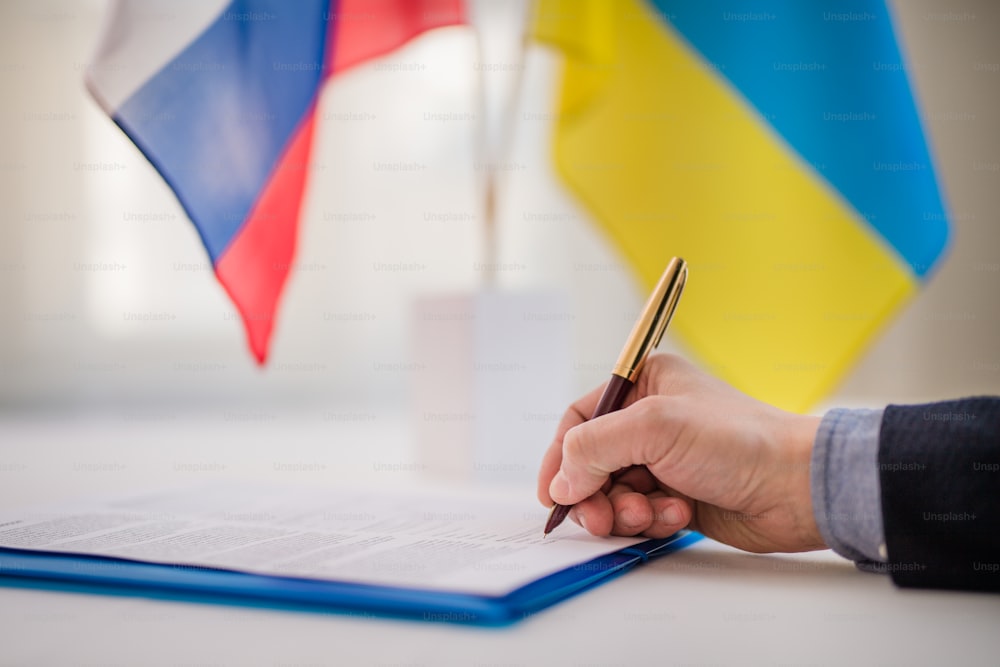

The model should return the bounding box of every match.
[810,408,887,565]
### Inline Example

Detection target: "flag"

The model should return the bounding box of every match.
[87,0,464,363]
[534,0,950,411]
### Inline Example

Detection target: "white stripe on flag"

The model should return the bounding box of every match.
[86,0,231,112]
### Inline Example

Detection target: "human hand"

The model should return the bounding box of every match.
[538,354,825,553]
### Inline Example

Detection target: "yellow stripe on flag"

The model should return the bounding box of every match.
[535,0,918,411]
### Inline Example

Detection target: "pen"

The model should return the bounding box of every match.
[543,257,688,536]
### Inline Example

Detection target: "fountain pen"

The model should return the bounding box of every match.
[543,257,688,536]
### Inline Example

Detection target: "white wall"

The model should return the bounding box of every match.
[0,0,997,416]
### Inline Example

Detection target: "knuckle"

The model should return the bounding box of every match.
[630,395,677,464]
[645,353,695,394]
[564,424,610,479]
[632,395,668,426]
[646,353,670,374]
[562,423,588,463]
[648,352,682,374]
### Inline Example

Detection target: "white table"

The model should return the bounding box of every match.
[2,409,998,666]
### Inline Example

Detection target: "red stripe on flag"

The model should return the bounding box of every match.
[330,0,465,73]
[216,0,465,364]
[215,108,318,364]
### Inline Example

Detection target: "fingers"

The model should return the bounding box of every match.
[613,465,658,494]
[571,492,614,536]
[536,438,565,507]
[644,496,692,538]
[549,397,673,505]
[572,487,653,537]
[536,383,609,506]
[609,490,655,534]
[573,487,693,539]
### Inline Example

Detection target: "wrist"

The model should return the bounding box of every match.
[784,413,825,550]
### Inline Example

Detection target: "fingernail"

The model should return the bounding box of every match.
[549,472,569,501]
[661,503,682,525]
[578,512,589,532]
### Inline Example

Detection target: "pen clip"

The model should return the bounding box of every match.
[650,262,686,349]
[612,257,688,382]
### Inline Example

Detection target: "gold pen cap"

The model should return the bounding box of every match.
[612,257,688,382]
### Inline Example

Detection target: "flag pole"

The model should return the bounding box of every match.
[473,0,532,290]
[473,22,496,289]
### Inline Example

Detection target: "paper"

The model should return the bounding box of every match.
[0,484,645,596]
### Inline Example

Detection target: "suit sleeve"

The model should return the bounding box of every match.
[878,397,1000,591]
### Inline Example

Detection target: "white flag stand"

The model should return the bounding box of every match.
[411,290,572,486]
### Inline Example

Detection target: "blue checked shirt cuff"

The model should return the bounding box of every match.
[810,408,888,566]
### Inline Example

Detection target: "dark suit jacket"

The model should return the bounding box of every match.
[879,397,1000,591]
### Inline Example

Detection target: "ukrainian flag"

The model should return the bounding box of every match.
[535,0,950,411]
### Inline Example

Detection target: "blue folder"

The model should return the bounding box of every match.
[0,531,701,625]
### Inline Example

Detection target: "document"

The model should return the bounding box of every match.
[0,483,650,596]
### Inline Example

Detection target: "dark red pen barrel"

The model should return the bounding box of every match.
[544,374,636,536]
[591,374,635,419]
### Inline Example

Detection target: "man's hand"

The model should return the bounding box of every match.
[538,354,826,553]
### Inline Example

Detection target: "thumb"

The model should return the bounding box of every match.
[549,404,660,504]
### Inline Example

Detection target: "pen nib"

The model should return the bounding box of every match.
[544,503,570,537]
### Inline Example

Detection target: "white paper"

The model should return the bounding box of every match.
[0,484,646,596]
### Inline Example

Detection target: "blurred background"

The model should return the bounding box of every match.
[0,0,997,494]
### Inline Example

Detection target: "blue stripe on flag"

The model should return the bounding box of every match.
[649,0,949,277]
[114,0,330,263]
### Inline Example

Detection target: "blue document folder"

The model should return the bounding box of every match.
[0,531,701,625]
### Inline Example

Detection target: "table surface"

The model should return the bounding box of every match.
[2,408,998,666]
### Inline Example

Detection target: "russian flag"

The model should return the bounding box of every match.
[87,0,464,363]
